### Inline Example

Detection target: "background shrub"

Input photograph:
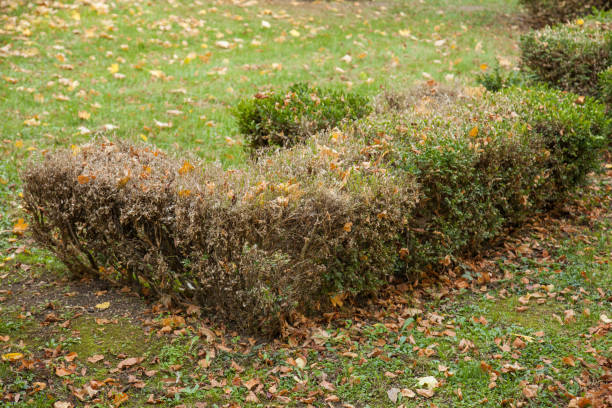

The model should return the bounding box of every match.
[22,87,608,334]
[233,83,372,150]
[519,17,612,96]
[519,0,612,27]
[477,65,529,92]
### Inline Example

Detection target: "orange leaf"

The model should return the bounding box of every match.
[55,366,73,377]
[469,126,479,138]
[178,161,195,175]
[113,392,129,406]
[12,218,28,235]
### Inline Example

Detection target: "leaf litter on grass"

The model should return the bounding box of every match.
[0,161,610,406]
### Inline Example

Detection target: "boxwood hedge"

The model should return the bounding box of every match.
[234,82,372,151]
[22,86,608,334]
[520,16,612,96]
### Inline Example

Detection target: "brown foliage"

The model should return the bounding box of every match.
[22,138,416,334]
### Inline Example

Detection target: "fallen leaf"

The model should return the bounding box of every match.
[64,352,78,362]
[113,392,129,406]
[469,126,479,138]
[117,357,142,369]
[2,352,24,362]
[12,218,28,235]
[416,376,438,390]
[416,388,435,398]
[295,357,306,369]
[55,366,73,377]
[387,387,400,403]
[562,356,575,367]
[87,354,104,364]
[522,384,538,399]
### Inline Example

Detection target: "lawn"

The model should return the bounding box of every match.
[1,0,610,407]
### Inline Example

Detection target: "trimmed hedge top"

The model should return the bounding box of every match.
[234,83,372,151]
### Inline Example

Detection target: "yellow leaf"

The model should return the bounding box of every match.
[289,29,300,37]
[178,161,195,175]
[95,301,110,310]
[12,218,28,235]
[77,175,90,184]
[330,293,345,308]
[78,111,91,120]
[14,140,24,148]
[295,357,306,369]
[24,118,40,126]
[2,352,24,362]
[398,29,411,37]
[117,176,130,188]
[178,189,192,197]
[183,52,197,64]
[469,126,479,138]
[108,64,119,74]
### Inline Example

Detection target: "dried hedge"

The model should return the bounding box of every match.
[233,83,372,150]
[22,87,608,334]
[520,15,612,96]
[23,139,416,334]
[519,0,612,27]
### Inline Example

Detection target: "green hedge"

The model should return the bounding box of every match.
[22,87,608,334]
[356,86,608,274]
[234,83,372,150]
[600,66,612,106]
[519,0,612,27]
[520,17,612,96]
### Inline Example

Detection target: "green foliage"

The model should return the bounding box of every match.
[599,66,612,106]
[519,0,612,27]
[519,18,612,96]
[358,86,608,277]
[233,83,372,150]
[476,65,527,92]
